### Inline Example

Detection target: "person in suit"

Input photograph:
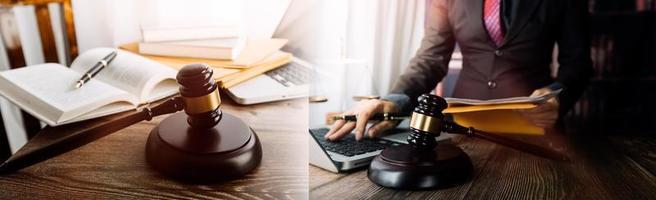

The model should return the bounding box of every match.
[326,0,593,141]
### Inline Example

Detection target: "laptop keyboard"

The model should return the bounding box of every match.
[310,128,395,157]
[266,62,311,87]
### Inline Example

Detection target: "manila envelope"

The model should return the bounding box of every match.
[443,103,544,135]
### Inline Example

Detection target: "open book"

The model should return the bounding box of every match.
[0,48,178,126]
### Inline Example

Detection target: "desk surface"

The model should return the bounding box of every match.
[0,98,308,199]
[310,132,656,199]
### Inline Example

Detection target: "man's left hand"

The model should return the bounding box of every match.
[518,88,560,128]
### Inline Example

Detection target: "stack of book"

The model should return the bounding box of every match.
[130,26,292,89]
[139,26,246,60]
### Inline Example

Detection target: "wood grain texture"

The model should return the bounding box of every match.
[608,136,656,176]
[311,131,656,200]
[34,3,57,63]
[60,0,77,61]
[0,98,309,199]
[310,136,497,200]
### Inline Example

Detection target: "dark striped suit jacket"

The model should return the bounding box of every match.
[390,0,593,116]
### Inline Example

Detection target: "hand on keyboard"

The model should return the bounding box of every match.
[311,128,389,157]
[325,99,400,141]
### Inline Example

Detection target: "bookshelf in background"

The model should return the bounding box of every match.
[567,0,656,135]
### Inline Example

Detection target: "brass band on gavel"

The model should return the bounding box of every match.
[409,112,443,134]
[182,88,221,114]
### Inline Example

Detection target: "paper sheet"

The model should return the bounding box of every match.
[445,89,562,106]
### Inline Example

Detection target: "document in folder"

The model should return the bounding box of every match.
[442,90,561,135]
[444,103,543,135]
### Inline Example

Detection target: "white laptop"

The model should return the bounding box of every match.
[225,57,310,105]
[225,0,312,105]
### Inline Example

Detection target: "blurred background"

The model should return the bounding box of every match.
[309,0,427,127]
[309,0,656,137]
[1,0,655,157]
[0,0,321,156]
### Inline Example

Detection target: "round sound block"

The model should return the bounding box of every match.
[368,143,473,189]
[145,112,262,182]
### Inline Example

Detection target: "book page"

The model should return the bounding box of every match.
[67,101,136,124]
[71,48,178,103]
[445,89,562,106]
[0,64,137,125]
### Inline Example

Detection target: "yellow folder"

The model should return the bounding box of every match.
[443,103,544,135]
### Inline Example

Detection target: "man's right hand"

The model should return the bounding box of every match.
[324,99,400,141]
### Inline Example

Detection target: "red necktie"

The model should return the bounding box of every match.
[484,0,504,46]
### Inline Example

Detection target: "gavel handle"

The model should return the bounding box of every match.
[0,97,184,174]
[443,121,570,162]
[142,97,185,121]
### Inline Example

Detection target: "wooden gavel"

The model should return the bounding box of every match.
[368,94,568,190]
[408,94,569,161]
[145,63,261,182]
[0,64,262,182]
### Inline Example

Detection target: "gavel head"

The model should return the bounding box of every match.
[407,94,448,149]
[176,63,222,129]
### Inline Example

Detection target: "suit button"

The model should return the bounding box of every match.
[487,81,497,89]
[495,50,503,56]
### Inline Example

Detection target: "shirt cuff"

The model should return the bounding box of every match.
[381,93,414,115]
[546,82,564,91]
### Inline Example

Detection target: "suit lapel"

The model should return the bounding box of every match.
[501,0,543,47]
[464,0,496,47]
[464,0,484,22]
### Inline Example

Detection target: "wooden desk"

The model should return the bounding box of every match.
[310,132,656,199]
[0,98,308,199]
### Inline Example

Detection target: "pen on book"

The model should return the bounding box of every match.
[333,113,409,121]
[75,51,118,88]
